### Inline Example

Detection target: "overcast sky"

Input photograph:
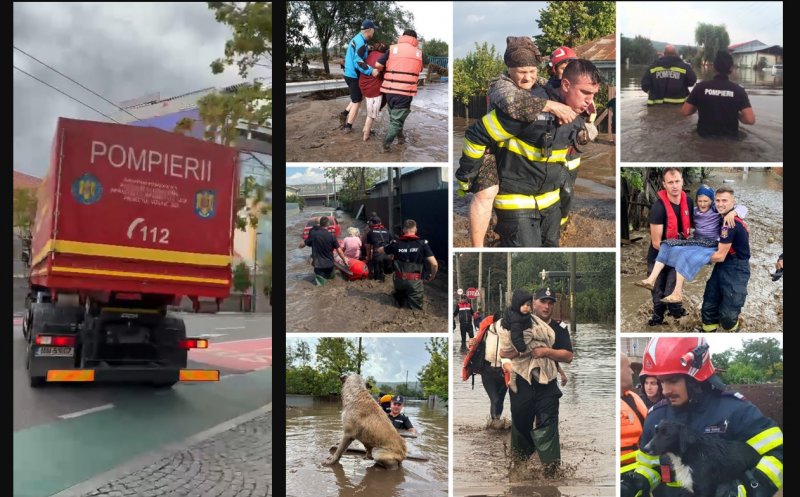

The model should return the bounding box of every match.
[619,2,783,47]
[13,2,271,178]
[454,2,549,59]
[286,337,438,384]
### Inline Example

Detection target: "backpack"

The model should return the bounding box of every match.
[461,316,495,387]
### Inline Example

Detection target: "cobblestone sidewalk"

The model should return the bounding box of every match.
[75,411,272,497]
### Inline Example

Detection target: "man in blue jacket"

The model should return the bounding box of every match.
[342,20,381,134]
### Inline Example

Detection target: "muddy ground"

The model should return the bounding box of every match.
[287,211,448,333]
[451,137,616,247]
[286,82,449,163]
[620,169,783,332]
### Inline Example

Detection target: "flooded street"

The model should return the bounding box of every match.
[286,208,449,332]
[286,397,448,497]
[286,82,449,163]
[452,324,615,497]
[621,65,783,162]
[453,121,616,247]
[621,168,783,332]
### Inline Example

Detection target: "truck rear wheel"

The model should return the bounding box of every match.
[150,316,187,388]
[28,303,83,388]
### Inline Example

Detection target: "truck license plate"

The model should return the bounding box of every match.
[35,346,74,357]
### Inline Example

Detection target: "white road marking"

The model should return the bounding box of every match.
[215,326,245,330]
[58,403,114,419]
[198,333,228,338]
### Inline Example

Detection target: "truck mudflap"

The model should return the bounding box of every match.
[45,368,219,383]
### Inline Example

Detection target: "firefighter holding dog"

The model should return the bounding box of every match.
[621,337,783,497]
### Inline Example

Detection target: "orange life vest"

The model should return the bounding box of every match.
[621,390,648,472]
[380,35,423,97]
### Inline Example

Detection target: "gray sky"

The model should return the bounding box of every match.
[286,337,439,384]
[454,1,548,59]
[13,2,271,178]
[619,2,783,47]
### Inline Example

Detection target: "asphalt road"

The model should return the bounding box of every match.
[13,311,272,497]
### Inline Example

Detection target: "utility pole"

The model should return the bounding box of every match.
[357,337,363,374]
[487,268,492,311]
[455,254,462,295]
[506,253,512,308]
[477,252,483,311]
[570,253,577,332]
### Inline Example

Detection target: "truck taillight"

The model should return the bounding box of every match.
[36,335,76,347]
[180,339,209,349]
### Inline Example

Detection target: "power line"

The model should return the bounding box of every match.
[14,45,141,121]
[13,65,121,123]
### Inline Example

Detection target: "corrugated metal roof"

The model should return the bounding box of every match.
[575,33,616,62]
[729,40,773,54]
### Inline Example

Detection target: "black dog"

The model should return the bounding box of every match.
[643,419,761,497]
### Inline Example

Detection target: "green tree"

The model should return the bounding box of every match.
[316,338,368,377]
[299,1,414,74]
[453,42,506,119]
[323,167,382,208]
[286,365,340,395]
[534,1,616,56]
[13,187,38,247]
[287,194,305,210]
[200,2,272,232]
[418,338,448,401]
[287,1,311,71]
[695,23,730,66]
[422,38,448,58]
[738,338,783,382]
[232,262,252,292]
[621,35,658,65]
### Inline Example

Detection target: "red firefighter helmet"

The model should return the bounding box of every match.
[640,337,716,382]
[550,46,577,68]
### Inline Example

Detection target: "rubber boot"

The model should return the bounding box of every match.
[510,422,536,461]
[531,421,561,471]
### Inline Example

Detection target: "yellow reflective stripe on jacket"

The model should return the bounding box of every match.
[756,455,783,489]
[463,137,486,159]
[497,138,568,162]
[663,97,687,103]
[634,465,660,487]
[636,450,660,466]
[560,216,569,226]
[482,110,513,142]
[566,157,580,170]
[621,462,638,474]
[747,426,783,455]
[494,190,560,210]
[649,66,687,74]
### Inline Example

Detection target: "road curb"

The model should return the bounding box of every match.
[48,403,272,497]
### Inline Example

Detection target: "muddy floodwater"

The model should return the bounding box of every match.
[621,168,783,332]
[286,82,449,163]
[286,397,448,497]
[286,209,448,332]
[621,65,783,162]
[452,324,615,497]
[453,120,616,247]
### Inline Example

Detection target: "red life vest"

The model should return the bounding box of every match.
[380,35,423,97]
[657,190,691,239]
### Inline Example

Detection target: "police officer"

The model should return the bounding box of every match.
[456,53,601,247]
[641,44,697,105]
[500,287,573,476]
[386,395,417,435]
[682,49,755,138]
[621,337,783,497]
[453,296,475,348]
[378,219,438,310]
[700,186,750,332]
[364,215,392,281]
[298,216,348,286]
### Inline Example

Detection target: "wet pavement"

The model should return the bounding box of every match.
[452,324,615,497]
[286,82,449,163]
[453,121,616,247]
[620,168,783,332]
[621,65,783,163]
[285,397,448,497]
[286,209,448,333]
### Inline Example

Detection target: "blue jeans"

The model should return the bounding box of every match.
[701,258,750,331]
